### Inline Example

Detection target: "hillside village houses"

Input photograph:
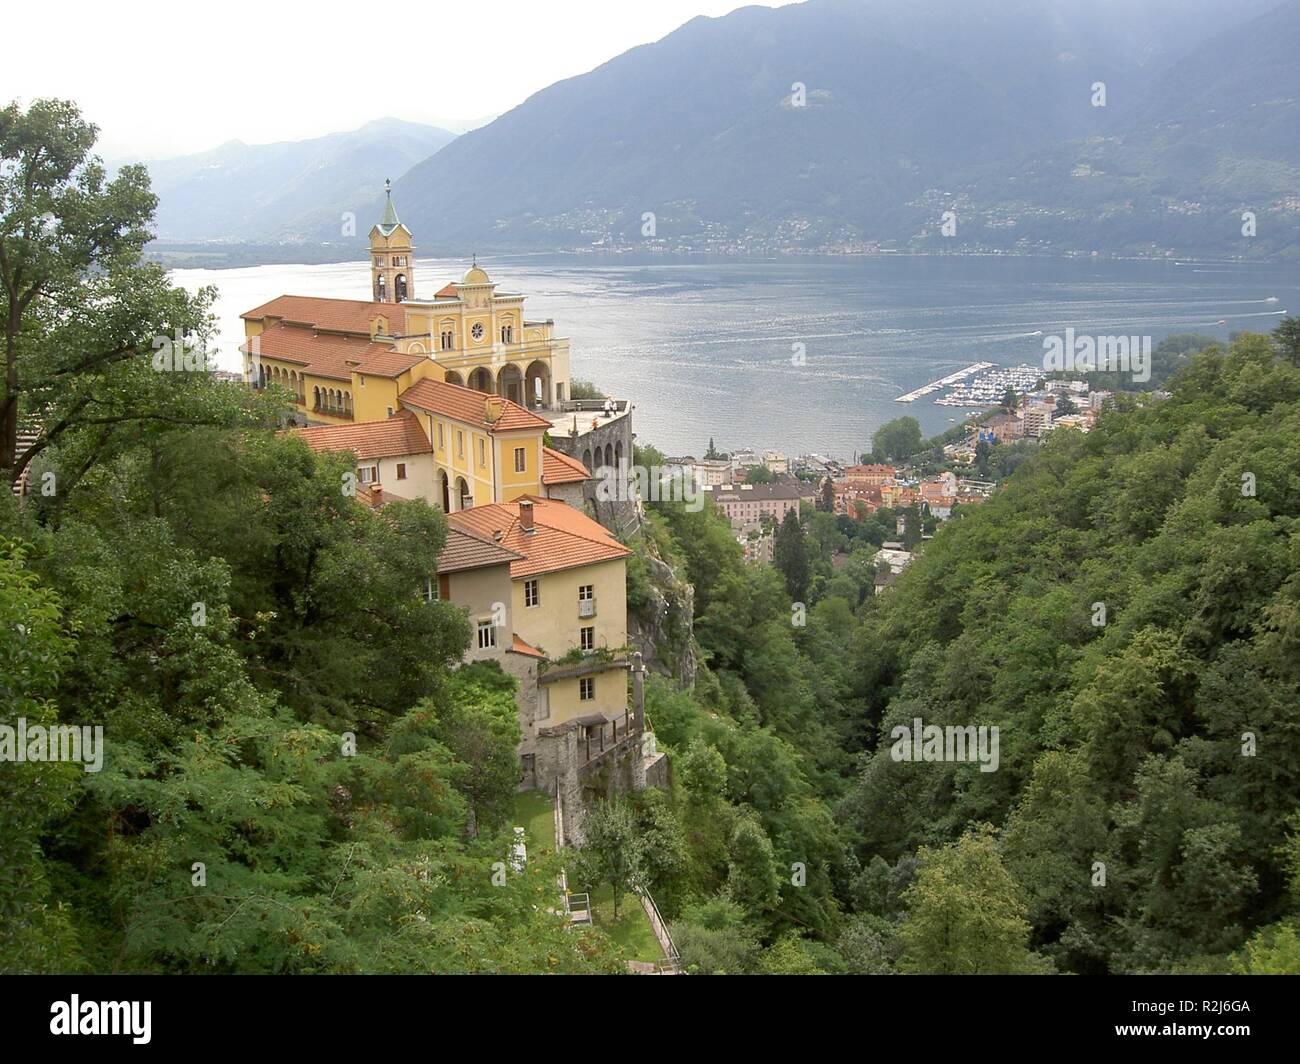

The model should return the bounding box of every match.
[241,186,654,808]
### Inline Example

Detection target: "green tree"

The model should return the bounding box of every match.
[0,543,80,972]
[669,896,760,974]
[871,416,922,462]
[417,663,522,837]
[573,800,646,919]
[773,508,810,602]
[726,816,781,914]
[1274,317,1300,368]
[1,98,229,488]
[898,826,1048,974]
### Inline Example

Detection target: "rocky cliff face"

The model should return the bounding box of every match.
[628,549,697,687]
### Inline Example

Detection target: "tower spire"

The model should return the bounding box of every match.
[377,178,400,234]
[370,177,413,303]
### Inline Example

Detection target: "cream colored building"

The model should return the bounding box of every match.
[449,497,631,735]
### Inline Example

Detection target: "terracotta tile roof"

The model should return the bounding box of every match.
[436,525,523,574]
[355,349,428,377]
[542,446,590,485]
[293,410,431,460]
[509,633,546,659]
[241,321,386,381]
[447,496,629,579]
[434,282,459,298]
[398,377,551,433]
[242,295,409,336]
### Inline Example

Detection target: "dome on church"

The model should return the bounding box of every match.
[462,264,490,284]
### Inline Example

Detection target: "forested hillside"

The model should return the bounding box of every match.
[630,325,1300,973]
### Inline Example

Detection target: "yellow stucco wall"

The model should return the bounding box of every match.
[544,666,630,727]
[495,432,544,502]
[444,564,513,665]
[512,557,628,662]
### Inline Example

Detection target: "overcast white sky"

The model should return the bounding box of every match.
[1,0,791,161]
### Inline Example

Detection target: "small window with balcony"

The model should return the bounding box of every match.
[514,447,526,473]
[524,579,539,608]
[477,619,497,651]
[580,626,594,652]
[579,677,595,701]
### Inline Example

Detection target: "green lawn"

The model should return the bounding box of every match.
[513,791,556,854]
[586,885,665,963]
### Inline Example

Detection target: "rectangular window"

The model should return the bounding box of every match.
[422,576,438,603]
[524,579,539,608]
[578,584,594,601]
[457,431,464,459]
[437,423,444,448]
[477,620,497,650]
[514,447,526,473]
[579,677,595,701]
[580,626,594,652]
[396,463,407,480]
[479,438,486,466]
[359,465,378,484]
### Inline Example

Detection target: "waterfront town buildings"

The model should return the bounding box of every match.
[703,481,803,524]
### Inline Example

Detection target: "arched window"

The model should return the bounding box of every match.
[313,386,321,409]
[500,323,513,344]
[395,274,408,302]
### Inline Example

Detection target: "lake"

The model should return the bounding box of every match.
[173,253,1297,459]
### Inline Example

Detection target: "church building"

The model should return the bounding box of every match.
[241,182,572,427]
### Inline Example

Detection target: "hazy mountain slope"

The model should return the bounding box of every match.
[146,118,455,241]
[955,0,1300,258]
[380,0,1291,255]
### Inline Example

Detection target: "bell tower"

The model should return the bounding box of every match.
[369,179,415,303]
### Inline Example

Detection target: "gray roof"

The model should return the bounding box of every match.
[376,181,403,236]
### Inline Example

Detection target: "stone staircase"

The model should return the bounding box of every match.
[9,425,40,499]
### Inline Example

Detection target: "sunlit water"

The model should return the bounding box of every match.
[173,253,1297,458]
